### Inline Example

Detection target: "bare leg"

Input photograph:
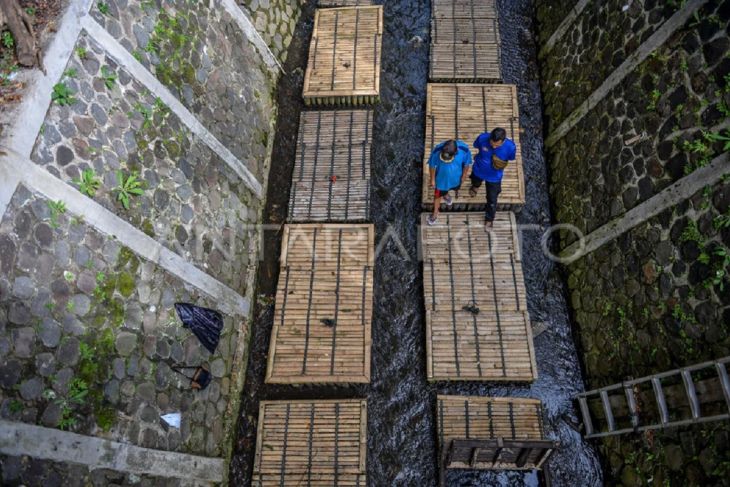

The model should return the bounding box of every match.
[432,195,441,221]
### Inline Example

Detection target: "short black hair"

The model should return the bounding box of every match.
[441,139,457,158]
[490,128,506,142]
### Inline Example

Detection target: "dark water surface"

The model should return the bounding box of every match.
[230,1,604,485]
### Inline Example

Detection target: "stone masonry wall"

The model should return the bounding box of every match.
[546,1,729,246]
[1,453,187,486]
[240,0,300,63]
[0,186,242,457]
[90,0,277,181]
[31,33,259,294]
[0,0,298,483]
[537,1,730,486]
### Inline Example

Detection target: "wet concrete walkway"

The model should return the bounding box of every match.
[230,1,604,485]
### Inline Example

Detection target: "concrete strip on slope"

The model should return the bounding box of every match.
[221,0,283,73]
[80,16,264,199]
[3,0,94,157]
[561,153,730,261]
[0,147,250,317]
[539,0,590,58]
[0,419,224,483]
[545,0,708,148]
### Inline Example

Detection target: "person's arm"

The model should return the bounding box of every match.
[474,133,488,152]
[461,148,472,184]
[429,166,436,188]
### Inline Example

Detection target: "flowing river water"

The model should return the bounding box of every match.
[230,1,605,485]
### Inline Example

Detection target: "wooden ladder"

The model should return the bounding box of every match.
[576,356,730,439]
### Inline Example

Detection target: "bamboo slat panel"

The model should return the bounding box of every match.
[253,399,367,486]
[429,16,501,82]
[431,17,499,45]
[421,84,524,210]
[421,213,537,382]
[267,224,374,384]
[431,0,497,19]
[319,0,375,5]
[303,7,383,106]
[437,396,556,471]
[289,110,372,222]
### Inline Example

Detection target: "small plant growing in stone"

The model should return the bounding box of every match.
[47,199,67,228]
[8,399,23,414]
[100,65,117,89]
[714,211,730,231]
[63,68,78,78]
[704,131,730,153]
[646,89,661,111]
[680,220,703,244]
[97,2,110,15]
[63,270,75,282]
[66,301,75,312]
[75,46,88,59]
[72,168,102,198]
[113,170,144,210]
[2,31,15,49]
[51,82,76,106]
[132,49,144,62]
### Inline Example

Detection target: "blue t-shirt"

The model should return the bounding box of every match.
[428,140,472,191]
[472,133,517,183]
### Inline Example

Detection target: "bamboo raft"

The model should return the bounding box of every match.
[430,0,497,19]
[319,0,375,6]
[303,6,383,106]
[266,224,374,384]
[421,212,537,382]
[429,0,501,82]
[289,110,373,222]
[437,395,558,478]
[430,17,501,82]
[421,84,525,210]
[253,399,367,486]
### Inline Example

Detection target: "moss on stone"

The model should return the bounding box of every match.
[117,272,135,298]
[142,218,155,237]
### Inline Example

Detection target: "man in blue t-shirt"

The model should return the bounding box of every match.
[427,139,472,225]
[469,127,517,229]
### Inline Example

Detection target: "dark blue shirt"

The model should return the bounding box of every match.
[472,133,517,183]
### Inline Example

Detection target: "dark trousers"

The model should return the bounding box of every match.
[470,174,501,222]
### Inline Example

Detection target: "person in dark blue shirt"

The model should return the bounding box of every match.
[469,127,517,229]
[427,139,472,225]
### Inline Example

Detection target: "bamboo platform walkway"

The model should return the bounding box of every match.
[430,0,497,19]
[421,212,537,382]
[266,224,374,384]
[303,6,383,106]
[437,395,558,476]
[253,399,367,486]
[288,110,373,222]
[429,0,501,82]
[319,0,375,6]
[421,83,525,210]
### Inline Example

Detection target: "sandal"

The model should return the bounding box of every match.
[468,186,478,198]
[427,215,438,226]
